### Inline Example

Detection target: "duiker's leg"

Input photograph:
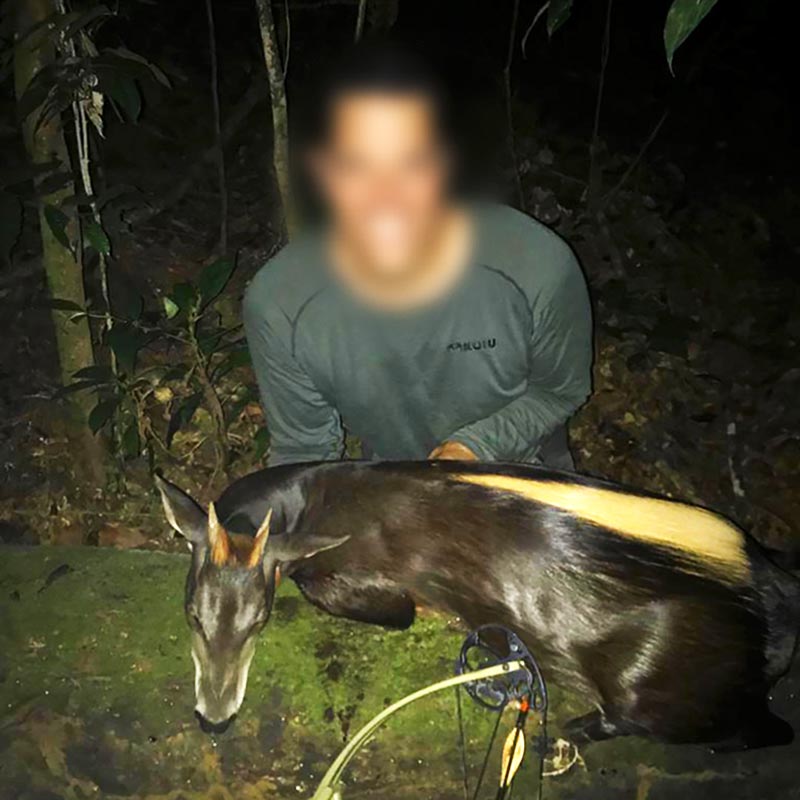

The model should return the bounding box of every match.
[563,710,631,743]
[292,569,416,629]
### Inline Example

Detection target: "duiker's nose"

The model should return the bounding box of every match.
[195,710,235,735]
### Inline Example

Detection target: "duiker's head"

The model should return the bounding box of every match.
[155,475,345,734]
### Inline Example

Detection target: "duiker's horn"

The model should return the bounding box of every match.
[248,508,273,568]
[207,503,231,566]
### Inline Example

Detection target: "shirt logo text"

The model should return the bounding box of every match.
[447,338,497,352]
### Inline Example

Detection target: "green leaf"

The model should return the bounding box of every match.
[102,74,142,122]
[162,364,190,381]
[121,420,141,457]
[547,0,574,36]
[163,296,179,319]
[34,171,75,198]
[198,258,235,307]
[213,347,251,381]
[92,51,168,125]
[62,5,113,40]
[45,297,85,312]
[225,394,251,425]
[664,0,720,72]
[170,282,198,316]
[88,398,119,433]
[16,68,53,124]
[12,11,63,53]
[0,192,22,264]
[44,205,71,249]
[166,393,203,448]
[56,379,103,397]
[84,219,111,256]
[15,7,111,53]
[253,426,270,462]
[198,327,226,356]
[221,347,252,370]
[106,46,171,88]
[107,324,146,376]
[73,365,115,382]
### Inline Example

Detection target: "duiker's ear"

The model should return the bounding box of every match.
[154,474,207,546]
[269,531,351,565]
[247,508,273,568]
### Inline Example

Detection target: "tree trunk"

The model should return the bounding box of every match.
[253,0,294,236]
[14,0,106,483]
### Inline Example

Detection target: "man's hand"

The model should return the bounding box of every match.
[428,441,478,461]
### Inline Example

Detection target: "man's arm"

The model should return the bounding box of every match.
[447,252,592,462]
[243,290,344,466]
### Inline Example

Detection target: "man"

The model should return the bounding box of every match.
[243,46,592,469]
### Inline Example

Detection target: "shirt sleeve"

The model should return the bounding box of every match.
[448,250,592,462]
[243,288,344,466]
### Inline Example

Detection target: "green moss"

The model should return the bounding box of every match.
[1,548,192,729]
[1,547,538,797]
[2,546,790,800]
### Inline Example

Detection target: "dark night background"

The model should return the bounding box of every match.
[1,0,797,544]
[0,0,797,544]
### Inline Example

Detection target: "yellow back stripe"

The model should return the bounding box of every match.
[452,473,750,583]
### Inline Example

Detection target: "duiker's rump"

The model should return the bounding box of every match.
[157,461,800,746]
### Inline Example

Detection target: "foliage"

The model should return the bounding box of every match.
[0,191,23,264]
[547,0,573,37]
[2,3,168,265]
[664,0,720,71]
[12,11,168,132]
[3,2,258,477]
[55,257,255,474]
[547,0,722,69]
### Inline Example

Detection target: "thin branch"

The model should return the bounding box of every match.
[592,0,613,154]
[281,0,291,79]
[126,82,268,226]
[204,0,228,255]
[586,0,613,211]
[354,0,367,41]
[521,1,549,59]
[504,0,524,210]
[599,109,669,209]
[187,309,229,483]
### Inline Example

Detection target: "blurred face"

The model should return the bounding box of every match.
[312,92,451,278]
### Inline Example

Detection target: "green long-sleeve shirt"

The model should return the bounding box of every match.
[243,203,592,465]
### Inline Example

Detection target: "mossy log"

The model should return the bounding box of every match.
[1,546,797,799]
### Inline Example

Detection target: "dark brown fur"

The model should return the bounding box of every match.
[162,460,800,746]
